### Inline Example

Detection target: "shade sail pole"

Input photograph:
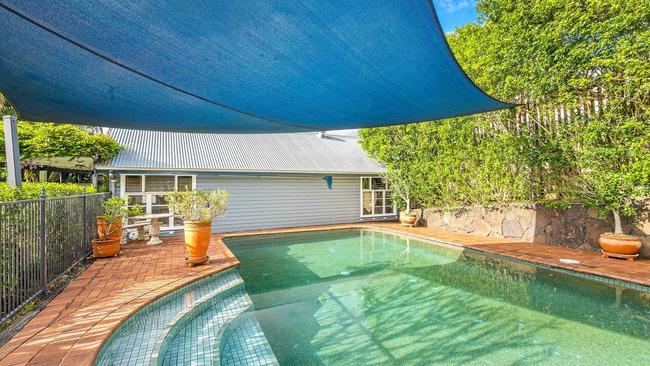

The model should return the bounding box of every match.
[3,115,22,188]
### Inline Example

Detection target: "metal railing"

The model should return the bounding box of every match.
[0,191,110,322]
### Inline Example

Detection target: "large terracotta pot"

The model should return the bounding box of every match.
[96,218,122,240]
[92,238,121,258]
[184,221,212,262]
[400,213,417,227]
[598,233,641,256]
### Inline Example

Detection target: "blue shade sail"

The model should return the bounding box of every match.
[0,1,512,132]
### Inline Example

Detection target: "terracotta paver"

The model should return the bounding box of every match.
[1,222,649,366]
[0,235,238,366]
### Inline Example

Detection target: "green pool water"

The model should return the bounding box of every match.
[224,229,650,366]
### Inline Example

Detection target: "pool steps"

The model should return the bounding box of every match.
[150,276,247,365]
[220,314,279,366]
[95,268,278,365]
[214,305,255,365]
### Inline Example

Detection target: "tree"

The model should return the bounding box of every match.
[359,0,649,216]
[0,122,121,163]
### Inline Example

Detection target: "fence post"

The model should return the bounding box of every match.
[39,187,47,294]
[82,191,87,247]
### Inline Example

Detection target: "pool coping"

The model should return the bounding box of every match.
[1,222,649,365]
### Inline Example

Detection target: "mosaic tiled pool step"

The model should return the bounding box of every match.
[221,315,280,366]
[159,289,277,365]
[150,282,249,365]
[95,269,275,365]
[96,268,243,365]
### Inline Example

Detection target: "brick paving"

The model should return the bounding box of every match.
[0,235,238,366]
[1,222,648,365]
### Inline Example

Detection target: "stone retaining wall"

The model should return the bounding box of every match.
[417,202,650,258]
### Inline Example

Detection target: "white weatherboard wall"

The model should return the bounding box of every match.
[198,175,369,233]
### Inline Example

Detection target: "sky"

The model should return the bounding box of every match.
[432,0,479,33]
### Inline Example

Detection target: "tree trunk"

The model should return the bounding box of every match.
[405,198,410,213]
[612,210,623,235]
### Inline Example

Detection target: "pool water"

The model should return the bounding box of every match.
[225,229,650,366]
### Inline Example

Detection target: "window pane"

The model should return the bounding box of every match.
[151,205,170,215]
[362,178,370,190]
[125,175,143,192]
[371,177,386,190]
[362,191,372,215]
[151,194,168,205]
[126,195,144,205]
[174,217,185,227]
[177,176,193,191]
[373,191,383,215]
[145,175,175,192]
[384,191,393,214]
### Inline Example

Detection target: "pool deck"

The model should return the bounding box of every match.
[1,222,649,366]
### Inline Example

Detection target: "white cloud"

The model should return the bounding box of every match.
[435,0,473,13]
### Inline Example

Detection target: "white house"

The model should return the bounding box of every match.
[97,129,396,233]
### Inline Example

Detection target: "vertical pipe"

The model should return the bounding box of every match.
[2,115,21,189]
[39,187,47,293]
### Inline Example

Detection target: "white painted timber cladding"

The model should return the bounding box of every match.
[198,175,364,233]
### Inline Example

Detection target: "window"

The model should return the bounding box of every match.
[360,177,395,217]
[121,174,195,229]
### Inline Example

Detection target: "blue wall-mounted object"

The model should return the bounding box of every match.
[323,176,332,190]
[0,1,512,132]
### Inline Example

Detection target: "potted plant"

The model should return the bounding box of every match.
[383,170,418,227]
[93,197,143,258]
[166,189,230,265]
[576,118,649,260]
[585,173,643,259]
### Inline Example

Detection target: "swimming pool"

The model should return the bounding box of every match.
[225,229,650,365]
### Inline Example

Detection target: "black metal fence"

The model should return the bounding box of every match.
[0,191,110,322]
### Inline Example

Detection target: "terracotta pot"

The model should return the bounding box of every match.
[184,221,212,261]
[399,213,417,227]
[96,218,122,240]
[598,233,641,255]
[92,238,121,258]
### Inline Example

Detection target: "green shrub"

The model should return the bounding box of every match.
[0,182,96,201]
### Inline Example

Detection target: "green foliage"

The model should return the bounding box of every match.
[575,116,650,218]
[96,197,143,239]
[97,197,143,221]
[0,91,16,116]
[360,119,531,209]
[360,0,649,221]
[166,189,230,223]
[0,122,121,162]
[0,182,96,201]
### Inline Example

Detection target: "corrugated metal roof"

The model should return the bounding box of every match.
[97,129,385,174]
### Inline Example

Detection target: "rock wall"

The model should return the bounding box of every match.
[417,202,650,258]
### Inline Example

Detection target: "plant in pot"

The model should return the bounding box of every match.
[93,197,143,258]
[166,189,230,265]
[576,117,650,260]
[384,170,417,227]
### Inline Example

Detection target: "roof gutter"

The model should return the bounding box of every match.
[94,165,386,175]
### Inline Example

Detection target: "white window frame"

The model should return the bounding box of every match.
[120,174,197,229]
[360,176,395,217]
